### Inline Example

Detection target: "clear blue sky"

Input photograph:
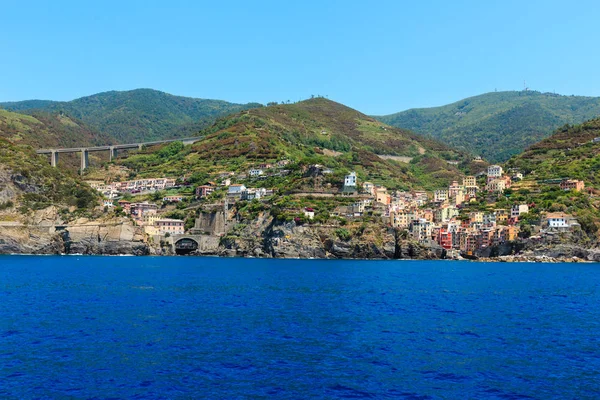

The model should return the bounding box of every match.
[1,0,599,114]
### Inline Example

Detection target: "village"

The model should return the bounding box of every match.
[85,161,586,256]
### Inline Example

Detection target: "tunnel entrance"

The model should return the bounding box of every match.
[175,238,199,255]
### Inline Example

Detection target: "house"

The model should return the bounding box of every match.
[362,182,375,196]
[103,200,114,208]
[462,176,477,187]
[228,184,247,195]
[511,204,529,219]
[483,213,496,226]
[163,195,184,203]
[448,180,462,197]
[545,212,571,229]
[117,200,131,213]
[453,190,465,206]
[495,209,509,224]
[304,208,315,220]
[249,169,264,177]
[469,212,484,224]
[241,188,267,200]
[410,218,433,243]
[344,171,357,187]
[142,212,161,227]
[258,163,272,169]
[155,219,185,235]
[130,202,159,218]
[390,210,412,228]
[375,186,390,205]
[487,165,503,179]
[437,226,453,250]
[486,178,506,192]
[434,190,448,203]
[196,185,215,198]
[560,179,585,192]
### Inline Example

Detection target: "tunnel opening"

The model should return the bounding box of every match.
[175,238,199,255]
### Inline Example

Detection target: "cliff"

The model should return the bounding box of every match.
[217,213,446,260]
[0,219,149,255]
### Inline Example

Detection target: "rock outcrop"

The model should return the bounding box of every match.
[0,220,149,255]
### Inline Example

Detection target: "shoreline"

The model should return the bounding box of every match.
[0,252,593,263]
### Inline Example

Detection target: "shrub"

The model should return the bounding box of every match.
[335,228,351,241]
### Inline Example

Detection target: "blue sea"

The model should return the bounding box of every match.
[1,256,599,399]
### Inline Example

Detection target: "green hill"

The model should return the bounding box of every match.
[376,91,600,163]
[0,89,263,144]
[0,108,111,148]
[116,98,485,191]
[0,138,98,212]
[506,118,600,186]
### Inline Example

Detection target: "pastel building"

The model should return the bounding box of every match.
[155,219,185,235]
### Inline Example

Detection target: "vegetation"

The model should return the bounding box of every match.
[0,108,112,149]
[0,139,98,211]
[115,98,482,191]
[376,91,600,162]
[506,118,600,187]
[1,89,262,143]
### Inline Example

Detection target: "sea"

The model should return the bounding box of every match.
[1,256,599,399]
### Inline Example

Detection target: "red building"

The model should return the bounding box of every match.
[437,228,453,250]
[196,185,215,198]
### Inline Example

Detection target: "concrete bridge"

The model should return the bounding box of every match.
[36,136,203,172]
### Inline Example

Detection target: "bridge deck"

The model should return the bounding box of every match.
[36,136,203,154]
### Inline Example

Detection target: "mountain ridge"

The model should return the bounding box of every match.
[376,90,600,162]
[0,88,263,144]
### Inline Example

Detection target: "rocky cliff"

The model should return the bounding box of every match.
[217,213,446,260]
[0,219,149,255]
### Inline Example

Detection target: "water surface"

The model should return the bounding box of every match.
[1,256,599,398]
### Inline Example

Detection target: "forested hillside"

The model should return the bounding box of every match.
[116,98,485,191]
[1,89,262,143]
[377,91,600,162]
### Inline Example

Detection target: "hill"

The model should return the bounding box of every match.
[0,108,111,148]
[0,138,98,213]
[0,89,263,144]
[114,98,485,191]
[376,91,600,163]
[506,118,600,186]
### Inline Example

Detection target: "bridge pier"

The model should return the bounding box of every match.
[50,150,59,167]
[80,149,89,173]
[138,144,143,151]
[109,146,118,161]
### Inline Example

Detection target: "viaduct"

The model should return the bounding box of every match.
[36,136,203,172]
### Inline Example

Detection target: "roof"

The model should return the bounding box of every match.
[545,212,571,219]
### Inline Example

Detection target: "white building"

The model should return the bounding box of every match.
[249,169,264,177]
[488,165,503,179]
[546,213,569,228]
[304,208,315,220]
[344,171,357,187]
[228,184,247,194]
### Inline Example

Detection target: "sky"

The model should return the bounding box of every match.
[1,0,600,114]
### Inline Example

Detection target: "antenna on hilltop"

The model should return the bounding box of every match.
[523,80,529,91]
